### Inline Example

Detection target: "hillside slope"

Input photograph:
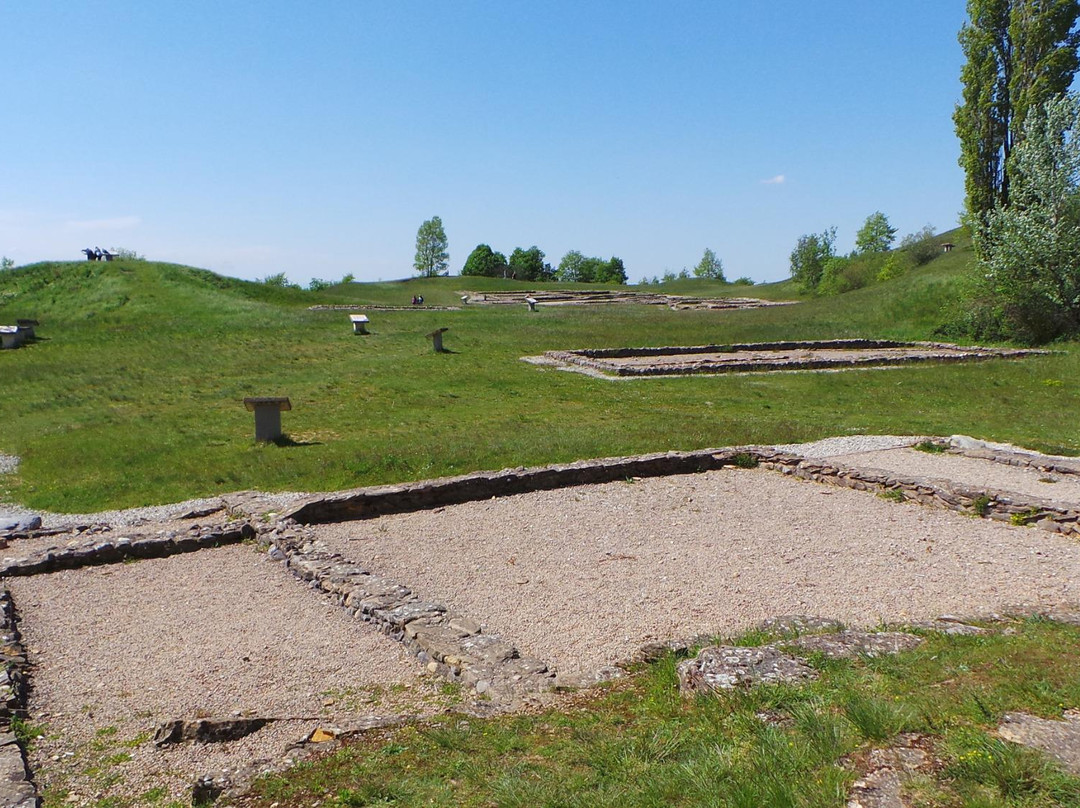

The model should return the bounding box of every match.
[2,243,1076,512]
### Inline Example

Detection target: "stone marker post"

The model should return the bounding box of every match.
[243,397,292,442]
[525,297,538,312]
[426,327,449,353]
[349,314,369,335]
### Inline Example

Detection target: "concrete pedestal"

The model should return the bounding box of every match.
[243,397,292,442]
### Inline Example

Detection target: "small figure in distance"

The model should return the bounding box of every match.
[82,248,97,261]
[418,295,424,305]
[94,247,103,260]
[411,295,418,305]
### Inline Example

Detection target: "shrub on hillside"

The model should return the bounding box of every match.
[877,252,914,282]
[818,253,884,295]
[899,225,939,267]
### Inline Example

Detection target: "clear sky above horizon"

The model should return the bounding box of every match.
[4,1,970,285]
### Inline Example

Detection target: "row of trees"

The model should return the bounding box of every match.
[462,245,554,281]
[462,244,629,283]
[954,0,1080,343]
[789,213,940,295]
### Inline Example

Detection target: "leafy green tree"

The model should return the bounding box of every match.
[261,272,298,288]
[595,256,627,284]
[556,250,587,282]
[413,215,449,277]
[1,257,13,271]
[462,244,509,277]
[693,248,726,280]
[788,227,836,291]
[508,246,551,281]
[854,212,897,253]
[969,92,1080,342]
[955,0,1080,222]
[556,251,627,283]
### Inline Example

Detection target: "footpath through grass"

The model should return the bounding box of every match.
[1,249,1078,512]
[239,618,1080,808]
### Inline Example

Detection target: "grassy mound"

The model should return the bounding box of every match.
[1,244,1076,512]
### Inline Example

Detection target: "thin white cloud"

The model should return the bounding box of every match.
[66,215,141,231]
[761,174,786,185]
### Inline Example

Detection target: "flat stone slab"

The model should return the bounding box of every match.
[998,711,1080,775]
[786,630,924,659]
[677,645,817,694]
[0,515,40,535]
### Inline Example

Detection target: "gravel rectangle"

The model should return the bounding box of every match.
[9,543,439,804]
[314,467,1080,677]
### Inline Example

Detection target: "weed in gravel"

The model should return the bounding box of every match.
[972,495,992,516]
[914,440,947,453]
[1010,508,1041,526]
[877,489,906,503]
[731,452,759,469]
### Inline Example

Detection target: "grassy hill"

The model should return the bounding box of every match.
[1,236,1077,512]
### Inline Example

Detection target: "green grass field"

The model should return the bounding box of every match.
[243,618,1080,808]
[2,234,1077,512]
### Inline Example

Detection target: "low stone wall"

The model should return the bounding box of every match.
[307,305,462,312]
[268,527,557,703]
[943,443,1080,478]
[545,341,1046,378]
[285,446,1080,538]
[0,589,38,807]
[284,449,744,524]
[759,456,1080,537]
[0,524,256,578]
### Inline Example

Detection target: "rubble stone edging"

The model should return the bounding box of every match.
[267,528,556,703]
[0,589,38,807]
[0,524,256,578]
[545,341,1045,377]
[283,448,758,524]
[283,445,1080,536]
[759,455,1080,537]
[941,442,1080,478]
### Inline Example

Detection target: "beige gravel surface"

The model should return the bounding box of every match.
[314,467,1080,677]
[10,543,442,805]
[829,448,1080,504]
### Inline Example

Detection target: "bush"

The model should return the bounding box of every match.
[1,257,13,271]
[732,276,755,286]
[818,253,884,295]
[877,252,913,282]
[262,272,299,289]
[308,278,332,292]
[899,225,939,267]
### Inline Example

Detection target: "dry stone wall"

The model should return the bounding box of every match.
[267,526,557,704]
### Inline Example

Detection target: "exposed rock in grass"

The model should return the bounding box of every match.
[785,630,924,659]
[677,646,817,693]
[998,711,1080,775]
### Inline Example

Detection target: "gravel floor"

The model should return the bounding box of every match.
[10,543,442,805]
[830,448,1080,504]
[314,467,1080,677]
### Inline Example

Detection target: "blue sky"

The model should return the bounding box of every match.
[3,1,969,285]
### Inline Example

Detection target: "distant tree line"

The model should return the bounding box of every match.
[461,245,554,281]
[463,244,630,284]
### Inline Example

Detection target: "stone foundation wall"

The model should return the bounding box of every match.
[0,590,38,807]
[0,524,256,577]
[268,528,558,704]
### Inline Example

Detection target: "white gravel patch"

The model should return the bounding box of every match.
[10,543,440,804]
[0,454,18,475]
[314,468,1080,677]
[774,435,927,458]
[830,448,1080,505]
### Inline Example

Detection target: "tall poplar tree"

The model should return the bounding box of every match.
[955,0,1080,222]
